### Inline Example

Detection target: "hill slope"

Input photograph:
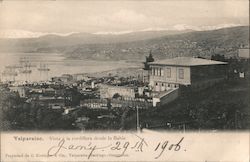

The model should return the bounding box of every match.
[0,26,249,60]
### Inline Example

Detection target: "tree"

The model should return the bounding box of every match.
[147,50,155,62]
[113,93,121,99]
[211,54,226,62]
[144,50,155,70]
[0,88,20,130]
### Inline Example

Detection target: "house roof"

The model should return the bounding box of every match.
[149,57,227,66]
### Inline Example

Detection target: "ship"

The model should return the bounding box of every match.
[37,63,50,71]
[2,71,18,76]
[19,63,32,74]
[19,57,36,67]
[19,57,32,73]
[19,63,32,73]
[2,66,18,76]
[20,69,32,74]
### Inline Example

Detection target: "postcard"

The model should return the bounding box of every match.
[0,0,249,161]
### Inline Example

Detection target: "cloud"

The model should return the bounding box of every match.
[87,9,164,31]
[0,1,248,33]
[110,9,147,24]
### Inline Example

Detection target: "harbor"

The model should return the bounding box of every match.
[0,52,141,83]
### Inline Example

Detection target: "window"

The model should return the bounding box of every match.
[154,68,164,76]
[166,68,171,78]
[179,68,184,79]
[161,68,164,76]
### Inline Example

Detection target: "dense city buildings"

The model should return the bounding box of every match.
[0,50,249,130]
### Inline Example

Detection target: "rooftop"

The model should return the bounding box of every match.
[149,57,227,66]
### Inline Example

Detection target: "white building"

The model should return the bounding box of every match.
[238,48,249,59]
[148,57,227,92]
[9,86,27,98]
[99,84,136,99]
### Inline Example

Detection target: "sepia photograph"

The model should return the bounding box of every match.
[0,0,249,132]
[0,0,249,161]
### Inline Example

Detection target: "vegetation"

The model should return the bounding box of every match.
[0,87,75,131]
[124,55,250,131]
[124,78,249,130]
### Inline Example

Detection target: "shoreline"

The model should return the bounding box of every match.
[76,66,144,78]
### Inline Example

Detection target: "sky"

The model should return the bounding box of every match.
[0,0,249,36]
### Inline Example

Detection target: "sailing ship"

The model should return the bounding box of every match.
[2,66,18,76]
[37,63,50,71]
[2,66,18,82]
[19,57,32,73]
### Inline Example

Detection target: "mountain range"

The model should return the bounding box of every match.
[0,26,249,61]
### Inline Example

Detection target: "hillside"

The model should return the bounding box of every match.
[0,26,249,60]
[124,80,250,130]
[56,26,250,60]
[0,30,191,52]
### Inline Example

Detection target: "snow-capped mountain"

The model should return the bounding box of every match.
[0,29,77,39]
[0,24,243,38]
[92,24,243,35]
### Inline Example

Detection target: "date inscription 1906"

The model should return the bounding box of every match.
[47,135,185,159]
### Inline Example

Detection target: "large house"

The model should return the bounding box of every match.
[148,57,228,92]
